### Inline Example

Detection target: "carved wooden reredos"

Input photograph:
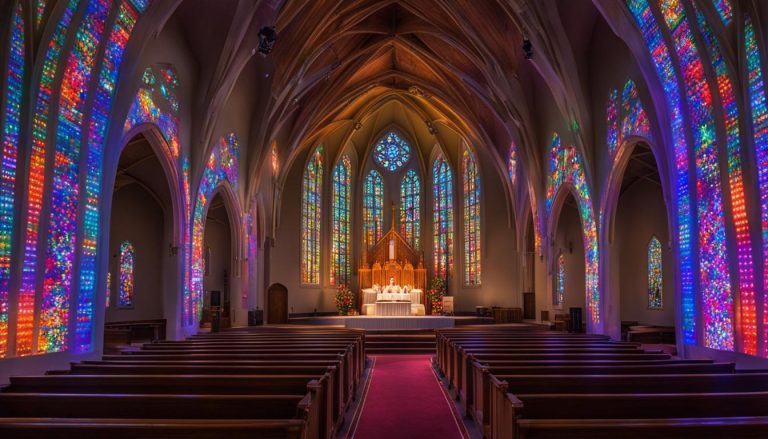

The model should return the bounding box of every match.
[358,207,427,291]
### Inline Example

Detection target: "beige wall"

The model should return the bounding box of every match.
[616,178,674,326]
[107,184,166,322]
[203,200,233,313]
[552,201,587,316]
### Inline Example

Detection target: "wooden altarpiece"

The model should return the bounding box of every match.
[358,206,427,311]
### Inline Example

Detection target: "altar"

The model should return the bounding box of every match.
[358,205,430,316]
[361,287,425,316]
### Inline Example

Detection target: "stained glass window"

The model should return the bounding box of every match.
[606,88,619,157]
[363,170,384,247]
[271,141,279,177]
[0,3,25,358]
[400,170,421,250]
[555,253,565,306]
[374,130,411,171]
[301,147,323,285]
[508,142,517,186]
[462,146,481,286]
[119,241,134,308]
[433,154,454,278]
[106,272,111,308]
[746,15,768,357]
[331,156,352,286]
[648,237,663,309]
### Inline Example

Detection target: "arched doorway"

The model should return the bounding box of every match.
[105,134,176,345]
[612,143,673,340]
[551,191,587,330]
[522,214,537,320]
[201,192,234,329]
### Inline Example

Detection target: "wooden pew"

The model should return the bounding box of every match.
[63,362,348,425]
[492,391,768,439]
[104,319,167,342]
[467,360,730,424]
[0,392,321,439]
[515,417,768,438]
[104,351,358,405]
[0,418,308,439]
[471,362,736,436]
[5,374,335,439]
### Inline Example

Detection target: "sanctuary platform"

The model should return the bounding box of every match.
[288,315,493,331]
[344,316,454,330]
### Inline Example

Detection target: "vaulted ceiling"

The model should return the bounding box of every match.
[164,0,609,202]
[270,0,526,160]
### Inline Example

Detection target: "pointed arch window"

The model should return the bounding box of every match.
[331,156,352,286]
[508,141,518,186]
[106,272,111,308]
[400,170,421,250]
[119,241,135,308]
[433,154,454,278]
[301,147,323,285]
[462,146,481,286]
[555,253,565,306]
[648,237,663,309]
[363,170,384,247]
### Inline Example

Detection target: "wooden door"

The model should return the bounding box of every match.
[523,292,535,320]
[267,283,288,324]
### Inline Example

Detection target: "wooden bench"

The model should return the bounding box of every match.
[0,418,307,439]
[0,393,321,439]
[4,374,335,439]
[515,417,768,438]
[470,362,736,436]
[104,319,167,342]
[493,391,768,439]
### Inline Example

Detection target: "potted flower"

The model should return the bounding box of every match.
[426,277,447,315]
[335,284,355,316]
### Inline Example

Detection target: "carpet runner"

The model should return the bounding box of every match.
[348,355,469,439]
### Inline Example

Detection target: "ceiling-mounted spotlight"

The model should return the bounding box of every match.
[258,26,277,56]
[426,121,437,135]
[523,36,533,60]
[354,121,362,130]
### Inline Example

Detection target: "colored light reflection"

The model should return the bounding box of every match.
[659,0,734,351]
[626,0,696,345]
[0,4,25,357]
[189,134,239,323]
[745,16,768,357]
[546,133,599,325]
[695,4,755,354]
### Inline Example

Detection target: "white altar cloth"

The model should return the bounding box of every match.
[375,301,411,316]
[362,288,422,305]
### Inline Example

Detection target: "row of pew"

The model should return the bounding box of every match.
[0,326,366,438]
[435,325,768,438]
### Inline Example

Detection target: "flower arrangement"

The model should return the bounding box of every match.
[426,277,447,315]
[335,284,355,316]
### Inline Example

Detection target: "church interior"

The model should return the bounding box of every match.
[1,0,768,437]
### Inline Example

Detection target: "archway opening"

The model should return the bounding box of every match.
[523,214,537,320]
[201,192,233,329]
[613,143,673,341]
[106,134,175,348]
[553,191,586,329]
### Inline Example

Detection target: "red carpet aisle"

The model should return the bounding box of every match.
[348,355,469,439]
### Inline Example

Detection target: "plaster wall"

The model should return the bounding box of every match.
[552,201,587,316]
[615,178,674,326]
[107,184,166,322]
